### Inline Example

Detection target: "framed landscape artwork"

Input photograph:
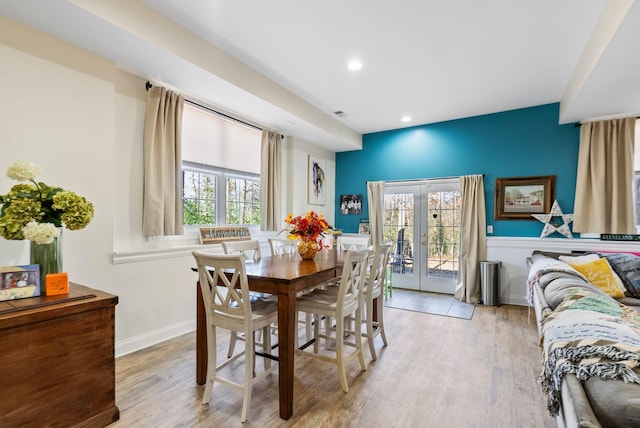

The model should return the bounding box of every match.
[494,175,555,220]
[308,155,327,205]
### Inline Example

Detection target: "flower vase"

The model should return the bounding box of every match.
[30,233,63,295]
[298,239,319,260]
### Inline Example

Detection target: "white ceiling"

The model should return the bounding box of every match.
[1,0,639,152]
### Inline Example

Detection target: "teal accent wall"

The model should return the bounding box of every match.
[335,103,580,236]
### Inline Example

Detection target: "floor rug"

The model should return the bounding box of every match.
[384,288,475,320]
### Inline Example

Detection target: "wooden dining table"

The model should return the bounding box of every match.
[195,249,346,420]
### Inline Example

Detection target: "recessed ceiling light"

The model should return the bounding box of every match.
[347,60,362,71]
[401,116,412,123]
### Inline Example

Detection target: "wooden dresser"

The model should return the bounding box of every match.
[0,283,119,428]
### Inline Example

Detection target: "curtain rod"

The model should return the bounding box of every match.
[574,117,640,127]
[376,174,484,184]
[145,81,266,133]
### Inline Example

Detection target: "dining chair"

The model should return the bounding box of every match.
[361,243,392,360]
[222,239,269,357]
[296,248,370,392]
[222,239,262,262]
[268,237,315,342]
[268,237,297,255]
[336,235,371,251]
[192,251,278,423]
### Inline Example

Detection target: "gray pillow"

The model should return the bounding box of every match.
[603,253,640,298]
[543,278,605,310]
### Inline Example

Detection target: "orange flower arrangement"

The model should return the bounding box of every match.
[283,210,332,248]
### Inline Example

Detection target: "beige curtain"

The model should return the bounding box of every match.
[260,130,282,231]
[366,181,385,247]
[573,117,635,234]
[142,86,184,237]
[454,174,486,304]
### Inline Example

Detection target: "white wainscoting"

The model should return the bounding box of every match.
[486,236,640,306]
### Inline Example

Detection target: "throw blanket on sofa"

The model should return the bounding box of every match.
[540,289,640,416]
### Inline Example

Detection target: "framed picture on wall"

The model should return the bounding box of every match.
[340,194,362,215]
[494,175,555,220]
[308,155,327,205]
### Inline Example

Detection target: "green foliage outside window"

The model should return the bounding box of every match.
[183,170,215,225]
[183,169,260,226]
[226,177,260,225]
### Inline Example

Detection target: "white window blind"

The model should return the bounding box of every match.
[182,103,260,173]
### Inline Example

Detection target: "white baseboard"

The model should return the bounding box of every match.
[115,319,195,358]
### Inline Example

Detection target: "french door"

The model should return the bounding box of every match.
[383,179,461,294]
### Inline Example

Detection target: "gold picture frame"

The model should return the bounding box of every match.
[494,175,555,220]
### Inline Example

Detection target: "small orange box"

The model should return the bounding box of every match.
[46,272,69,296]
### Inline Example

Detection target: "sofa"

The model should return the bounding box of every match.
[527,250,640,428]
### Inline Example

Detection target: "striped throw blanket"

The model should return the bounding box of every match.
[540,289,640,416]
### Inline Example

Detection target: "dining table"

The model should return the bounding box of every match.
[195,248,347,420]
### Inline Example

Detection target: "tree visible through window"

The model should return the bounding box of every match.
[226,176,260,225]
[183,170,215,225]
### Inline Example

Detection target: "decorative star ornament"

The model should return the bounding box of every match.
[531,199,574,239]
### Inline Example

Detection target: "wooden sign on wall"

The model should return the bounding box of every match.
[199,226,251,245]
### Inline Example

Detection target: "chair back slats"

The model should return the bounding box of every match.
[366,244,393,300]
[268,238,297,256]
[222,240,262,262]
[336,248,370,312]
[192,252,253,328]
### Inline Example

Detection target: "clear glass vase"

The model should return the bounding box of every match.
[30,233,63,295]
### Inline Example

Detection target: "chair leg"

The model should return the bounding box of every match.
[202,325,217,404]
[305,312,312,342]
[355,308,367,371]
[377,295,388,347]
[366,300,377,360]
[324,316,333,349]
[227,332,237,358]
[241,331,254,423]
[335,316,349,392]
[262,325,272,370]
[313,314,320,353]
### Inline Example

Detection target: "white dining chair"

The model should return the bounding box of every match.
[268,238,297,255]
[296,248,370,392]
[222,240,262,262]
[268,237,316,343]
[336,235,371,251]
[222,239,270,357]
[192,251,278,423]
[360,243,392,360]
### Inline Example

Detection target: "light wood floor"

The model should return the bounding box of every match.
[110,303,555,428]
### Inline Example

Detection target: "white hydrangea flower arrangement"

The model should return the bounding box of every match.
[0,160,94,242]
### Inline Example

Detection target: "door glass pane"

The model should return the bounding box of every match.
[384,193,414,274]
[426,190,461,280]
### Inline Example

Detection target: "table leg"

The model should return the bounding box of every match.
[196,281,207,385]
[277,293,296,420]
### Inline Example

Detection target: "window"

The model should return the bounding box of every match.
[181,103,261,227]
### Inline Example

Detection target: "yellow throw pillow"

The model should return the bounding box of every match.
[569,257,625,298]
